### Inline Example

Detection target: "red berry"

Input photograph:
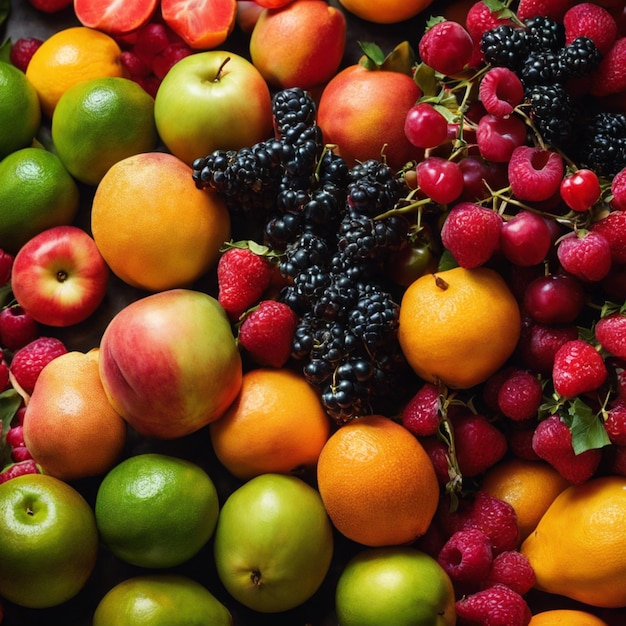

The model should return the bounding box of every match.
[595,312,626,360]
[437,527,494,587]
[440,202,503,269]
[458,156,508,202]
[591,36,626,97]
[564,2,618,55]
[560,168,601,212]
[9,336,68,395]
[152,43,193,80]
[591,210,626,265]
[508,146,564,202]
[0,356,9,391]
[420,436,451,486]
[497,368,543,422]
[517,321,579,374]
[121,50,152,79]
[27,0,72,13]
[476,113,527,163]
[404,103,449,149]
[478,67,524,118]
[604,401,626,445]
[552,338,608,397]
[237,300,298,368]
[523,273,585,325]
[483,550,536,596]
[499,211,553,267]
[11,445,33,463]
[455,583,532,626]
[465,0,514,43]
[532,413,602,484]
[5,425,25,448]
[416,157,464,204]
[419,19,475,76]
[0,305,39,352]
[516,0,573,21]
[133,22,171,57]
[9,38,43,73]
[0,459,40,484]
[556,230,612,282]
[611,167,626,211]
[401,382,441,437]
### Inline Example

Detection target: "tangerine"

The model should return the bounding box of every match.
[22,350,127,482]
[481,457,570,544]
[398,266,522,389]
[209,367,331,480]
[528,609,609,626]
[337,0,434,23]
[25,27,126,117]
[316,414,439,547]
[91,151,230,292]
[521,475,626,608]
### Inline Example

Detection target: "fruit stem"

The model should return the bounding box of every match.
[214,56,231,82]
[434,275,448,290]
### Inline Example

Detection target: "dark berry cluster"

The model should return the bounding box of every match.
[194,88,415,423]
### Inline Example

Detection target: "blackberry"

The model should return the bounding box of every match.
[559,37,602,79]
[577,112,626,178]
[481,25,530,71]
[301,182,346,237]
[520,50,566,87]
[320,374,371,424]
[264,210,303,249]
[272,87,317,137]
[317,149,350,188]
[347,285,400,350]
[523,16,565,52]
[312,273,360,322]
[280,231,331,278]
[526,84,579,149]
[280,264,331,314]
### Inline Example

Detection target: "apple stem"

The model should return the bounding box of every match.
[57,270,68,282]
[214,56,231,82]
[250,569,262,587]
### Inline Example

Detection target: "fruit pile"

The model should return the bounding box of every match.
[1,0,626,625]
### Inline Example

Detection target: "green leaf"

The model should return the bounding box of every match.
[425,15,446,30]
[567,397,611,454]
[414,62,439,98]
[437,249,459,272]
[357,41,386,69]
[0,389,22,470]
[481,0,521,23]
[0,38,11,64]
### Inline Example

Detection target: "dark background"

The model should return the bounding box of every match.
[3,0,626,624]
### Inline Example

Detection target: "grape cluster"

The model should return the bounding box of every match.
[481,16,626,175]
[192,88,415,423]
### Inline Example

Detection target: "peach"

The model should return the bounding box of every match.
[249,0,346,89]
[98,289,242,440]
[317,64,422,170]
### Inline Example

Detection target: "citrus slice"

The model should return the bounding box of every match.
[161,0,237,49]
[74,0,159,36]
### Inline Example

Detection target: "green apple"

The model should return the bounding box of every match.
[335,547,457,626]
[0,473,99,608]
[154,51,273,166]
[93,574,233,626]
[213,473,334,613]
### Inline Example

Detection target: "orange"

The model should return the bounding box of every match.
[337,0,434,24]
[528,609,609,626]
[209,367,331,480]
[22,349,127,482]
[316,414,439,547]
[481,458,570,544]
[521,475,626,608]
[91,151,231,292]
[94,453,220,569]
[25,27,126,118]
[398,266,522,389]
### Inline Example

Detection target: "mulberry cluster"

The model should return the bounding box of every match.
[194,88,415,423]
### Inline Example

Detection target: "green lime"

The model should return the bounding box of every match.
[95,453,219,569]
[0,146,80,253]
[0,61,41,160]
[93,574,233,626]
[51,76,158,186]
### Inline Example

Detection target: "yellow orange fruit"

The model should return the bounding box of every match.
[337,0,434,23]
[316,414,439,547]
[25,27,125,117]
[209,368,331,480]
[22,349,127,482]
[481,458,570,544]
[528,609,609,626]
[521,475,626,608]
[398,266,522,389]
[91,151,230,292]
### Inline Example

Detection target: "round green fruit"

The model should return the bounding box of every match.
[335,547,457,626]
[0,473,99,608]
[93,574,233,626]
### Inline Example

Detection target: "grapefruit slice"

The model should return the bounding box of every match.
[74,0,159,36]
[161,0,238,50]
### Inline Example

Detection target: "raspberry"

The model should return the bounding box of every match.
[152,43,193,80]
[517,321,579,375]
[419,19,475,76]
[456,583,532,626]
[9,37,43,73]
[604,401,626,446]
[479,67,525,117]
[532,413,602,484]
[596,313,626,360]
[552,338,608,397]
[508,145,564,202]
[133,22,170,57]
[401,382,441,437]
[497,368,543,422]
[483,550,536,595]
[420,436,453,486]
[464,491,520,555]
[591,37,626,97]
[453,412,508,478]
[516,0,573,22]
[590,210,626,265]
[437,527,494,586]
[9,337,68,395]
[0,305,39,352]
[556,230,613,283]
[563,2,618,55]
[611,167,626,211]
[440,202,502,269]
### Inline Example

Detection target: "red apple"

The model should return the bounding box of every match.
[10,225,109,328]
